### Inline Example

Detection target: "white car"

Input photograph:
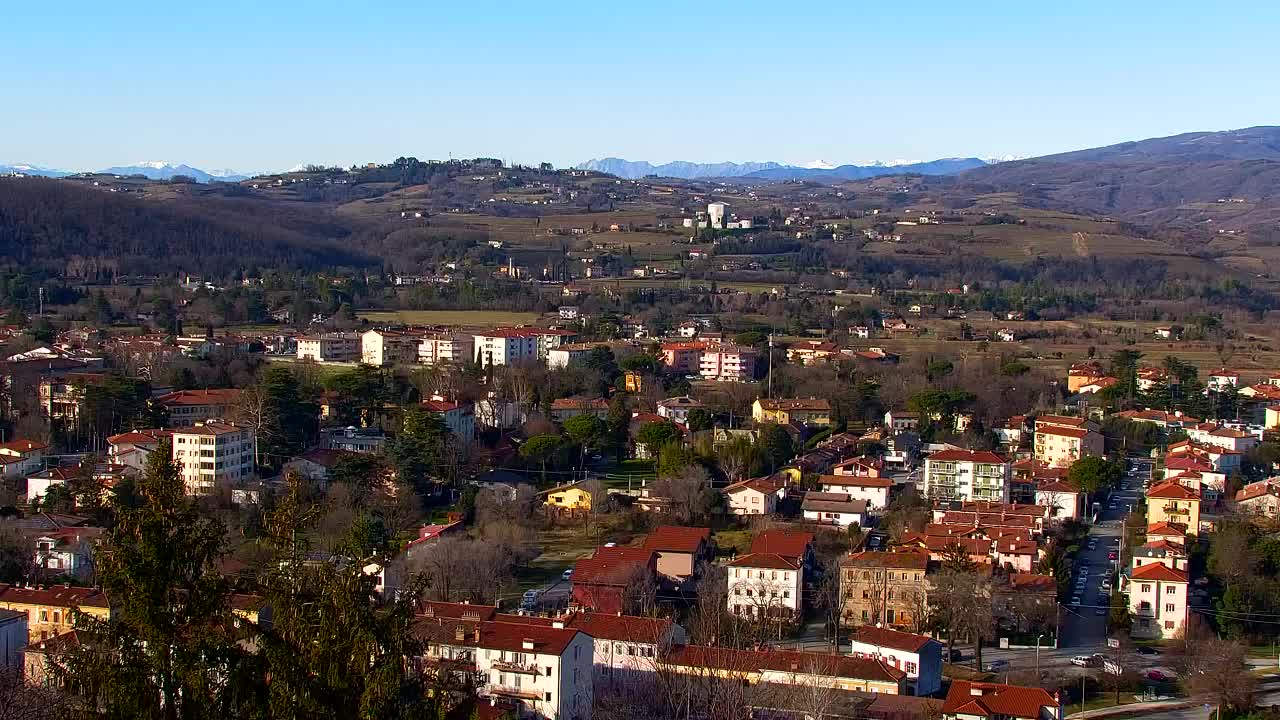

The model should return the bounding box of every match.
[1070,655,1095,667]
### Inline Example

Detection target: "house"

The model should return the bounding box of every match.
[1145,481,1202,535]
[849,625,943,696]
[752,397,832,426]
[0,439,47,477]
[412,618,593,720]
[726,553,804,620]
[25,467,78,505]
[1129,563,1189,640]
[283,448,353,486]
[170,422,256,496]
[549,397,610,422]
[655,396,703,425]
[819,474,892,512]
[941,680,1061,720]
[1033,421,1103,468]
[33,526,103,582]
[422,395,475,446]
[641,526,713,584]
[884,411,919,432]
[361,329,419,366]
[570,547,657,614]
[698,343,758,382]
[1066,361,1106,393]
[750,529,815,570]
[1146,521,1189,544]
[723,477,781,515]
[154,389,242,427]
[662,645,907,696]
[786,340,841,366]
[1131,538,1189,573]
[547,342,608,369]
[543,483,594,511]
[296,332,360,362]
[1207,369,1240,392]
[1266,405,1280,430]
[0,584,111,643]
[801,492,869,527]
[1235,479,1280,517]
[319,426,387,454]
[838,551,930,632]
[472,328,540,366]
[923,450,1012,503]
[567,612,686,681]
[1034,480,1086,523]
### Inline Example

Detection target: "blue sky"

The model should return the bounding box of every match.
[3,1,1278,172]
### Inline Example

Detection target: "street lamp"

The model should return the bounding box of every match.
[1035,633,1044,678]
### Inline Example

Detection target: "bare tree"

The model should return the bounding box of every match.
[0,665,72,720]
[1180,637,1257,715]
[648,465,716,524]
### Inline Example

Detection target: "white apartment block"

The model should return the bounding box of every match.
[361,330,418,366]
[726,553,803,620]
[296,333,361,362]
[923,449,1011,503]
[1128,563,1189,640]
[171,422,256,496]
[473,329,539,366]
[417,334,474,365]
[547,342,602,369]
[699,343,757,382]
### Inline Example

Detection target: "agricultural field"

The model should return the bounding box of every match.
[358,310,543,326]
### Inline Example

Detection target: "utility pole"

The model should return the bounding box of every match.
[767,333,774,399]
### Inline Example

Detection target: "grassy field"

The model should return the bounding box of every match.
[358,310,542,326]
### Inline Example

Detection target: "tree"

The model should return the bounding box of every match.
[637,420,681,450]
[649,466,716,524]
[387,408,455,492]
[685,408,713,433]
[1067,456,1124,495]
[54,441,262,718]
[1180,637,1257,716]
[758,425,793,471]
[520,434,562,483]
[238,367,316,467]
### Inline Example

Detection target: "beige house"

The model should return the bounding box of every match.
[641,526,712,583]
[1033,417,1103,468]
[1235,479,1280,517]
[0,584,111,643]
[753,397,832,426]
[296,332,360,362]
[1129,562,1189,640]
[727,553,804,620]
[724,477,780,515]
[361,329,418,366]
[838,551,930,632]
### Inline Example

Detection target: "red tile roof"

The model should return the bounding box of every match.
[1146,481,1199,500]
[1130,563,1188,583]
[1035,414,1086,427]
[749,529,814,559]
[941,681,1058,719]
[572,547,655,587]
[1008,573,1057,594]
[476,620,580,655]
[820,474,893,488]
[155,388,242,407]
[0,584,109,609]
[928,449,1007,464]
[418,601,498,622]
[1236,481,1280,502]
[642,526,711,554]
[726,552,800,570]
[850,625,938,653]
[1146,521,1188,537]
[841,551,929,570]
[567,612,674,644]
[665,645,906,683]
[1036,425,1091,439]
[0,439,48,453]
[1035,480,1079,493]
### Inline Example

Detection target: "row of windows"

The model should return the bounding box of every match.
[731,568,793,581]
[733,588,792,599]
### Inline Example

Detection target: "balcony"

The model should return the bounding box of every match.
[488,685,541,701]
[491,661,543,676]
[1134,602,1154,618]
[1162,505,1189,516]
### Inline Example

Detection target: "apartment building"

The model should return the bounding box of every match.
[659,341,705,374]
[1128,563,1189,640]
[726,553,804,620]
[361,329,418,366]
[699,343,757,381]
[417,333,474,365]
[1145,481,1202,535]
[296,332,360,362]
[0,584,111,643]
[473,329,539,366]
[154,388,242,427]
[839,551,930,631]
[752,397,832,426]
[1033,423,1103,468]
[923,450,1012,503]
[171,421,256,496]
[547,342,607,369]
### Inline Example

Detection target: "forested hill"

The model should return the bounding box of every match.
[0,178,376,278]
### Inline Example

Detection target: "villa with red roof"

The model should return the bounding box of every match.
[1129,562,1189,640]
[849,625,944,695]
[727,553,803,620]
[569,546,656,615]
[641,525,713,583]
[820,473,893,510]
[941,680,1061,720]
[1145,481,1202,535]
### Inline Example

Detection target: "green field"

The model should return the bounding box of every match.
[358,310,542,326]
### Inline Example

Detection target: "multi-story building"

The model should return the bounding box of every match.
[547,342,607,369]
[1145,481,1202,535]
[567,612,685,682]
[699,343,757,382]
[923,450,1011,503]
[726,553,804,620]
[37,371,107,422]
[723,477,781,515]
[417,333,474,365]
[0,584,111,643]
[361,329,418,366]
[752,397,832,426]
[421,396,474,447]
[656,396,703,425]
[0,609,25,669]
[0,439,47,478]
[155,388,242,427]
[1033,422,1104,468]
[1236,479,1280,517]
[296,332,360,362]
[820,474,893,511]
[660,341,706,375]
[170,421,256,496]
[473,329,539,366]
[849,625,944,696]
[641,526,713,584]
[319,426,387,454]
[1129,562,1189,640]
[1034,480,1086,523]
[838,551,930,631]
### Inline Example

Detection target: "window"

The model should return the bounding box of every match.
[861,610,868,621]
[40,610,48,622]
[783,591,790,599]
[905,661,917,674]
[1165,603,1176,612]
[545,692,551,702]
[1141,584,1152,593]
[1164,621,1175,630]
[1166,586,1177,595]
[862,590,870,600]
[545,666,552,676]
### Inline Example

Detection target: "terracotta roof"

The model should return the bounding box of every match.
[802,493,870,515]
[1146,481,1199,500]
[756,397,832,412]
[421,619,582,655]
[293,448,355,468]
[841,551,929,570]
[1008,573,1057,594]
[727,552,800,570]
[0,584,109,609]
[106,429,171,445]
[941,681,1058,719]
[172,421,247,437]
[927,449,1007,464]
[1236,481,1280,503]
[567,612,673,644]
[1035,415,1086,427]
[417,601,498,622]
[22,629,82,654]
[749,529,814,559]
[1146,521,1188,536]
[642,526,711,554]
[725,477,780,495]
[1036,480,1079,493]
[820,474,893,488]
[0,439,48,453]
[1036,425,1091,439]
[572,547,655,586]
[665,645,906,683]
[155,389,242,407]
[1130,563,1188,583]
[549,397,610,410]
[850,625,938,653]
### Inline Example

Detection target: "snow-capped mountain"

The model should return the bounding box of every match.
[577,156,989,181]
[803,160,837,170]
[0,163,73,178]
[98,162,251,183]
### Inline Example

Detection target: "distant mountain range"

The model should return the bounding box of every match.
[1,161,251,182]
[575,156,988,181]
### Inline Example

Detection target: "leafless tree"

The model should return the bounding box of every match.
[648,465,716,524]
[232,385,270,466]
[0,666,73,720]
[620,563,659,617]
[1179,637,1257,715]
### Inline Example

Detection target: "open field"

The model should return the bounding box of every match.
[358,310,542,326]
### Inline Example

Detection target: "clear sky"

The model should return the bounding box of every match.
[4,1,1278,173]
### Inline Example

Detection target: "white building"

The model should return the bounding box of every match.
[473,329,539,367]
[727,553,803,620]
[923,449,1011,503]
[0,439,47,478]
[1034,480,1086,523]
[848,626,944,697]
[170,422,256,496]
[296,333,360,362]
[707,202,727,229]
[361,329,418,367]
[801,493,869,527]
[417,334,474,365]
[547,342,605,369]
[656,396,703,425]
[1129,562,1189,640]
[25,468,76,505]
[568,613,686,681]
[819,475,892,512]
[699,343,757,382]
[422,396,475,447]
[0,609,26,670]
[723,477,781,516]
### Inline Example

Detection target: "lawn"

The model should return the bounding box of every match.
[599,459,656,490]
[357,309,542,326]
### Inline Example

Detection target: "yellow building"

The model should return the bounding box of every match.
[1146,481,1201,535]
[0,584,111,643]
[752,398,832,426]
[543,483,593,511]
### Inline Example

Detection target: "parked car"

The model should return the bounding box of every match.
[1095,607,1108,616]
[1143,669,1169,682]
[1070,655,1096,667]
[948,648,964,662]
[1136,646,1161,657]
[562,568,573,581]
[1108,551,1118,560]
[984,660,1009,672]
[521,589,541,609]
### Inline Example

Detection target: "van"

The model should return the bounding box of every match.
[521,590,540,609]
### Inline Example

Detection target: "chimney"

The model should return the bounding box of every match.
[522,639,535,651]
[552,621,565,629]
[473,627,481,643]
[455,625,466,643]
